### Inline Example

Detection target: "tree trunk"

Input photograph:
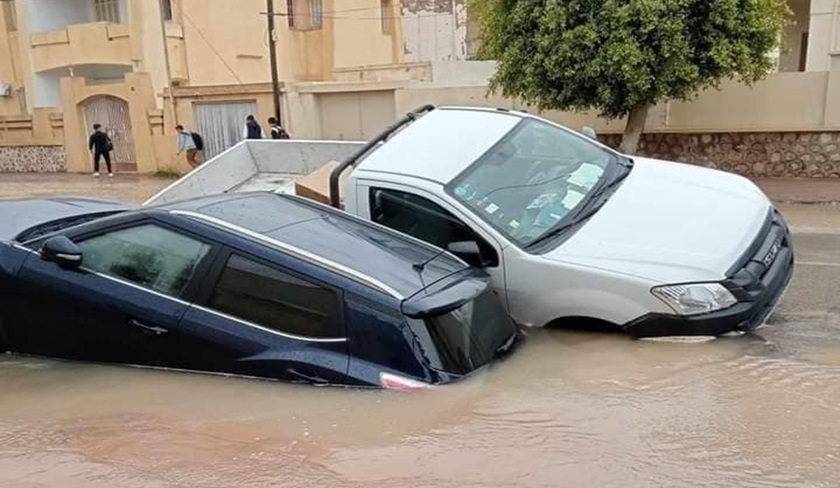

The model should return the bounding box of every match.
[619,103,652,155]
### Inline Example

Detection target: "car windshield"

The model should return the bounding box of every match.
[407,289,517,376]
[446,118,618,246]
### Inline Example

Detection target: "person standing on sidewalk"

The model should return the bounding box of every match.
[243,115,264,140]
[175,125,203,169]
[88,123,113,177]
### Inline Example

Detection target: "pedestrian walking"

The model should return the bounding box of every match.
[268,117,291,140]
[88,123,113,177]
[243,115,265,140]
[176,125,205,169]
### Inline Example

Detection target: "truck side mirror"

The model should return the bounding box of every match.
[447,241,487,268]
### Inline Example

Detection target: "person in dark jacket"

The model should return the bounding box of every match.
[268,117,291,140]
[243,115,264,140]
[88,123,113,177]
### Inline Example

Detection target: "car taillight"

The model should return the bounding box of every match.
[379,372,432,391]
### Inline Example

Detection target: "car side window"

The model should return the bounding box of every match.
[208,254,343,339]
[370,188,497,264]
[76,224,212,298]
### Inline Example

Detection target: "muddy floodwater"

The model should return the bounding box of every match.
[2,230,840,488]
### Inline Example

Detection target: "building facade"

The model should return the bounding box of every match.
[1,0,839,177]
[0,0,443,172]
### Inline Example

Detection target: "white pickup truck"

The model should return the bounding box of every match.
[147,105,794,338]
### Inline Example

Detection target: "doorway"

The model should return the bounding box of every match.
[83,96,137,172]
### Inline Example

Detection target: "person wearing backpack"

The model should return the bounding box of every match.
[176,124,204,169]
[268,117,291,140]
[88,123,113,177]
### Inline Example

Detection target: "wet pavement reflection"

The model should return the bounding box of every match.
[2,231,840,488]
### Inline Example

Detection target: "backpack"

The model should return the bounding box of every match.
[105,136,114,152]
[271,125,290,140]
[190,132,204,150]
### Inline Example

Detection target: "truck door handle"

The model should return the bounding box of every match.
[128,319,168,336]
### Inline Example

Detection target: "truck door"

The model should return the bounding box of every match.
[358,182,511,312]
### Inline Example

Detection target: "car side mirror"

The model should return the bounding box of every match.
[581,126,597,140]
[447,241,487,268]
[40,236,83,270]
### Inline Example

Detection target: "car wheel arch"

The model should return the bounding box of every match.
[543,316,620,333]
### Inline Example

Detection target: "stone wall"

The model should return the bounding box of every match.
[599,131,840,178]
[0,146,67,173]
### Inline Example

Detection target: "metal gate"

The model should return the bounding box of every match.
[83,96,136,171]
[194,101,259,160]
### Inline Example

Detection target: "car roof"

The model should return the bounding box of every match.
[354,107,526,185]
[0,197,134,242]
[158,192,468,298]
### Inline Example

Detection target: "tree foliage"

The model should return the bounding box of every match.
[474,0,790,151]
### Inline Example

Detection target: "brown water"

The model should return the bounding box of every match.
[2,232,840,488]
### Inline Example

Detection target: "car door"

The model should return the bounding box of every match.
[6,220,217,368]
[165,247,351,384]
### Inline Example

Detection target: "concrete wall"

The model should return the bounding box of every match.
[332,0,400,69]
[394,69,837,134]
[176,0,396,85]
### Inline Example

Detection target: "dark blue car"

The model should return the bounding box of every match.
[0,193,520,389]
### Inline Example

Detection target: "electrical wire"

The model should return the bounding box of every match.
[174,0,243,84]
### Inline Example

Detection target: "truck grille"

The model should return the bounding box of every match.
[724,208,793,302]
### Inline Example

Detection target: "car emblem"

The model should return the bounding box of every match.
[762,238,782,267]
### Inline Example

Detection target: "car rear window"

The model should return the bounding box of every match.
[407,290,516,375]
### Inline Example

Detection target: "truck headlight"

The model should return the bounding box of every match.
[651,283,737,316]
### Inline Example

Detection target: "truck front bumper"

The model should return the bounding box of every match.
[623,208,794,338]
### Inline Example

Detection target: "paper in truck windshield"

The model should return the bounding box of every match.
[567,163,604,190]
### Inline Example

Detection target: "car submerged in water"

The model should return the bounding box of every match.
[0,193,520,389]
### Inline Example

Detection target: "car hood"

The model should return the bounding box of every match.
[0,197,132,242]
[544,157,772,283]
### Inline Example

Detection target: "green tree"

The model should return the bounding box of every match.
[474,0,790,154]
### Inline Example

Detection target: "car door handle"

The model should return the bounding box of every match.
[128,319,168,336]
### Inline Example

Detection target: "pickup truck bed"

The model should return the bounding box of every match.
[145,140,364,206]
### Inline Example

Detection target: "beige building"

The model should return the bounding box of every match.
[0,0,422,172]
[0,0,839,178]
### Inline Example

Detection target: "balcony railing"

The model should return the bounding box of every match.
[30,22,132,73]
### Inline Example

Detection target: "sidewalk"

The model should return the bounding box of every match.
[2,173,840,205]
[754,178,840,204]
[0,173,174,204]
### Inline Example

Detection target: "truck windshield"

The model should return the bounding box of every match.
[407,290,517,376]
[446,118,618,247]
